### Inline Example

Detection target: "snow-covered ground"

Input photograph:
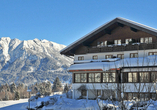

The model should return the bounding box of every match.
[1,95,157,110]
[0,99,28,110]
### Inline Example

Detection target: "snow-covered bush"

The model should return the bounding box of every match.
[29,96,38,102]
[36,92,41,98]
[66,90,72,99]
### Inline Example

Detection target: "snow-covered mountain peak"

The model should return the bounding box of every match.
[0,37,73,85]
[0,37,11,43]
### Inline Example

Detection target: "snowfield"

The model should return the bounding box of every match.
[0,99,28,110]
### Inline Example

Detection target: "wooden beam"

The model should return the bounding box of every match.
[130,27,138,32]
[117,23,124,27]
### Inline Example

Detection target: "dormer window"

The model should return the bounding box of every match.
[78,56,84,60]
[125,38,132,44]
[114,39,121,45]
[92,55,98,60]
[140,37,152,43]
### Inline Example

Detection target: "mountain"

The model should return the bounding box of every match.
[0,37,73,85]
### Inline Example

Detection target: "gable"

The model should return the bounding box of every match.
[61,17,157,56]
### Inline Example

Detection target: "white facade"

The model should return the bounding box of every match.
[74,49,157,61]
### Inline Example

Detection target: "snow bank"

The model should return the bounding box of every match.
[29,94,99,110]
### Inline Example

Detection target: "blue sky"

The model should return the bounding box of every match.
[0,0,157,46]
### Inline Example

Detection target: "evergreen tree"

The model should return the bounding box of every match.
[10,83,16,93]
[63,84,69,93]
[5,91,9,100]
[52,77,63,92]
[15,91,20,100]
[45,81,51,92]
[5,83,10,92]
[39,86,45,95]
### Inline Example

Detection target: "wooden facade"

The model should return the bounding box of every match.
[60,18,157,56]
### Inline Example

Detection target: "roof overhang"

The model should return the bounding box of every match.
[60,17,157,56]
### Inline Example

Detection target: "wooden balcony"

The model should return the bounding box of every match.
[87,43,157,53]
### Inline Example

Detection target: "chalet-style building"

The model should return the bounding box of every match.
[60,17,157,101]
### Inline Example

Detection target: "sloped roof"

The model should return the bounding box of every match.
[68,55,157,72]
[60,17,157,56]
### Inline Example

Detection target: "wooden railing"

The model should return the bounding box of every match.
[87,43,157,53]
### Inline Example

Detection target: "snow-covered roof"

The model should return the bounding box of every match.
[61,17,157,56]
[68,55,157,72]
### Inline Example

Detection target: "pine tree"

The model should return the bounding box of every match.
[52,77,63,92]
[10,83,16,93]
[63,84,69,93]
[15,91,20,100]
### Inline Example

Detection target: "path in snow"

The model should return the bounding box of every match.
[0,99,28,110]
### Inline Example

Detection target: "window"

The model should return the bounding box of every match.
[97,42,100,47]
[89,73,95,82]
[97,90,101,96]
[145,94,150,101]
[97,41,107,47]
[140,38,144,43]
[148,52,157,56]
[125,38,132,44]
[145,37,148,43]
[105,55,113,59]
[130,53,138,58]
[75,74,80,82]
[103,73,108,82]
[128,93,133,100]
[140,93,145,101]
[92,55,98,60]
[78,56,84,60]
[140,37,152,43]
[128,73,138,82]
[88,73,101,83]
[151,72,157,82]
[100,41,103,46]
[149,37,152,43]
[75,73,87,83]
[126,93,154,101]
[151,93,156,100]
[114,39,121,45]
[104,41,107,46]
[95,73,101,82]
[133,93,138,101]
[140,72,149,82]
[103,73,116,82]
[80,74,87,82]
[81,90,87,96]
[117,54,124,59]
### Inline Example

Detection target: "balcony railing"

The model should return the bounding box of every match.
[87,43,157,53]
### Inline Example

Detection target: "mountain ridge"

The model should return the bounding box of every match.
[0,37,73,85]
